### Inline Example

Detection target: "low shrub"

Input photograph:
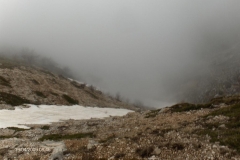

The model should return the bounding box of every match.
[0,76,11,87]
[0,92,30,106]
[170,103,212,112]
[34,91,47,98]
[41,125,50,130]
[62,94,78,104]
[39,132,94,141]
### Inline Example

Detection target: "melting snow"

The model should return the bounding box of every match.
[0,105,134,129]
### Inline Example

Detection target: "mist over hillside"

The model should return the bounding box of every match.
[0,48,75,79]
[1,1,240,107]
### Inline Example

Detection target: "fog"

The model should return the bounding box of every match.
[1,1,240,107]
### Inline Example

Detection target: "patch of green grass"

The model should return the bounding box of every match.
[0,135,13,139]
[41,125,50,130]
[210,95,240,105]
[34,91,47,98]
[7,127,30,132]
[0,92,30,106]
[170,103,212,113]
[39,132,95,141]
[0,76,11,87]
[209,104,240,119]
[196,104,240,152]
[62,94,78,104]
[145,109,161,118]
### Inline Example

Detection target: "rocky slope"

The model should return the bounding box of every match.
[0,59,137,111]
[1,97,240,159]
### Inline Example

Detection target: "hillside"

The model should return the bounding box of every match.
[1,95,240,159]
[0,58,138,111]
[1,58,240,159]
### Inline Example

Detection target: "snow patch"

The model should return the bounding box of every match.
[0,105,134,129]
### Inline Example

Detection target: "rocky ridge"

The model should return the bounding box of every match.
[1,99,240,159]
[0,59,137,111]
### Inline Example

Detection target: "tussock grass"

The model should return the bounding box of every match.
[170,103,212,113]
[31,79,40,85]
[7,127,29,131]
[0,92,30,106]
[210,96,240,105]
[0,135,13,139]
[145,109,161,118]
[34,91,47,98]
[39,132,95,141]
[196,104,240,152]
[62,94,78,104]
[41,125,50,130]
[135,146,154,158]
[0,76,11,87]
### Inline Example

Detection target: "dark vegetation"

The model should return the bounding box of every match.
[114,153,125,159]
[0,135,13,139]
[31,79,40,85]
[62,94,78,104]
[41,125,50,130]
[135,146,154,158]
[210,95,240,105]
[196,103,240,152]
[158,128,173,137]
[144,95,240,154]
[34,91,47,98]
[49,91,58,96]
[71,81,86,89]
[170,103,212,113]
[0,92,30,106]
[145,102,213,118]
[0,148,8,156]
[57,125,69,131]
[7,127,30,132]
[39,132,95,141]
[84,90,99,99]
[0,76,11,87]
[168,142,185,150]
[145,109,161,118]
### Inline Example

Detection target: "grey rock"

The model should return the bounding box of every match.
[219,124,226,129]
[87,140,98,150]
